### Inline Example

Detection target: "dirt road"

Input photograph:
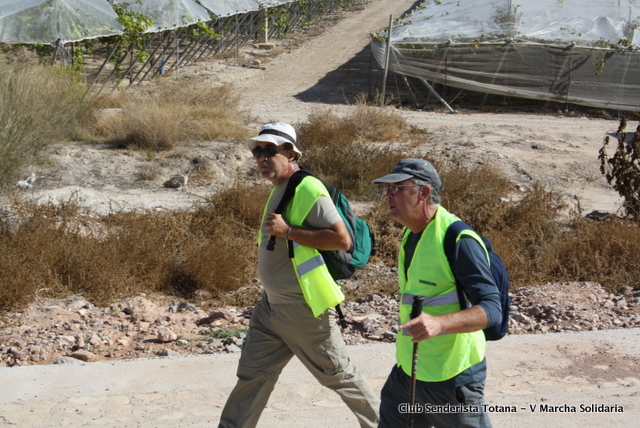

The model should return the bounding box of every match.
[1,330,638,427]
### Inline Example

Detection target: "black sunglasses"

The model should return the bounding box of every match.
[252,146,283,159]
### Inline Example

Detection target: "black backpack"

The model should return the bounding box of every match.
[443,221,511,341]
[267,166,375,280]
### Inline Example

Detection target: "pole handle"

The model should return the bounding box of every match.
[411,296,425,319]
[266,235,276,251]
[408,296,425,428]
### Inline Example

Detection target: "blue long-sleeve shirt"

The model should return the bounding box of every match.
[452,235,502,327]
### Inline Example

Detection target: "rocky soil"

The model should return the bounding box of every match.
[1,268,638,367]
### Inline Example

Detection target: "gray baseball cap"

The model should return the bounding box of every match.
[373,158,443,191]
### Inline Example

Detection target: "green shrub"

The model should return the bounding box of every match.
[599,118,640,221]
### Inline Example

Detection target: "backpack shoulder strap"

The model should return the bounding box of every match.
[273,168,312,215]
[443,220,472,262]
[443,220,473,311]
[266,168,312,252]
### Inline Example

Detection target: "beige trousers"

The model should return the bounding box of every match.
[218,296,379,428]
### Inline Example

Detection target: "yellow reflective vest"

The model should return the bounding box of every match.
[397,206,487,382]
[258,175,344,317]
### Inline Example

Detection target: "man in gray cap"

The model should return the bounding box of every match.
[218,122,379,428]
[373,158,501,428]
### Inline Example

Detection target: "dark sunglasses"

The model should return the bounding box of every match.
[252,146,283,159]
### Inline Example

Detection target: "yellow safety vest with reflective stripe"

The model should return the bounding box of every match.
[258,176,345,317]
[396,206,487,382]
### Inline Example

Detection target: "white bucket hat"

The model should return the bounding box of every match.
[247,122,302,160]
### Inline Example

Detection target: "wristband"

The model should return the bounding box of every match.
[285,226,292,240]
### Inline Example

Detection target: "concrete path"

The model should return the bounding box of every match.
[1,329,638,427]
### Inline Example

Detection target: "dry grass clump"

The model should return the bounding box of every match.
[0,62,90,189]
[0,184,266,311]
[298,101,410,149]
[531,217,640,290]
[365,197,405,264]
[439,163,515,232]
[0,198,131,309]
[86,80,253,150]
[109,103,183,150]
[302,141,406,199]
[364,160,640,294]
[2,87,639,313]
[296,105,418,198]
[201,180,271,230]
[2,160,639,313]
[156,211,258,301]
[483,184,569,288]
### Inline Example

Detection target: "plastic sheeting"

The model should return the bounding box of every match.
[197,0,295,15]
[384,0,640,47]
[196,0,261,18]
[0,0,317,44]
[260,1,298,7]
[0,0,123,44]
[371,0,640,111]
[109,0,210,32]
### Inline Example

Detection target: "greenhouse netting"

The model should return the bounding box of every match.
[0,0,372,87]
[196,0,261,18]
[108,0,210,32]
[0,0,123,44]
[371,0,640,111]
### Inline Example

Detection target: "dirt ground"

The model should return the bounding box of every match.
[1,1,639,425]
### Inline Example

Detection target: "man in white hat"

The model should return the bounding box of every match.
[218,123,379,428]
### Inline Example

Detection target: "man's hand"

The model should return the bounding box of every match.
[264,211,350,251]
[264,211,289,238]
[399,306,490,343]
[400,313,443,343]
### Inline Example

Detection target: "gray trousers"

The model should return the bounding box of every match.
[379,365,492,428]
[218,296,380,428]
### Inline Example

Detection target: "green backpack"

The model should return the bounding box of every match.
[266,166,375,280]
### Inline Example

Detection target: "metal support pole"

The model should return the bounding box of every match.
[380,15,393,107]
[130,32,159,84]
[87,39,121,92]
[175,32,179,79]
[51,38,61,65]
[418,78,456,113]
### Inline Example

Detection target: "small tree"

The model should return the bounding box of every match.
[108,1,154,80]
[599,118,640,221]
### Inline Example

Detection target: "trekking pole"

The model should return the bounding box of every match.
[408,295,425,428]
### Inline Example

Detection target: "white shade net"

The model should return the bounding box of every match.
[196,0,261,18]
[108,0,211,32]
[0,0,123,44]
[259,0,297,6]
[386,0,640,47]
[371,0,640,111]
